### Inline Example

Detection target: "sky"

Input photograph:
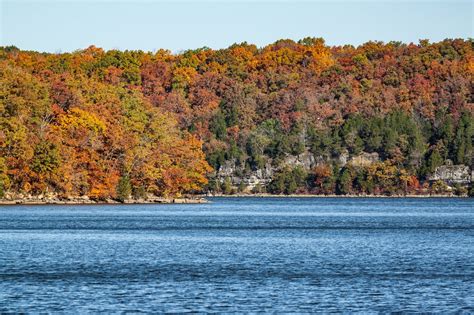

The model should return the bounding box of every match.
[1,0,472,53]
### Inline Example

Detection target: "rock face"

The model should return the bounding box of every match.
[283,151,316,170]
[429,164,472,185]
[214,151,383,191]
[215,159,273,190]
[215,151,317,191]
[349,152,380,167]
[338,150,349,167]
[214,151,473,193]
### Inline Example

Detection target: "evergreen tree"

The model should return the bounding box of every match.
[210,110,227,140]
[426,148,443,174]
[453,112,473,165]
[337,168,353,195]
[116,176,132,202]
[223,177,233,195]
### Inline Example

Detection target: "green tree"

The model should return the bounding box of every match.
[31,141,60,175]
[337,167,353,195]
[290,166,307,193]
[210,110,227,140]
[453,112,473,165]
[238,181,247,193]
[431,180,448,195]
[0,157,9,198]
[269,170,287,194]
[424,148,443,175]
[116,175,132,202]
[223,177,233,195]
[207,178,220,193]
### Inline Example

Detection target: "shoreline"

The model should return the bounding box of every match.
[0,197,209,205]
[208,193,470,198]
[0,194,470,205]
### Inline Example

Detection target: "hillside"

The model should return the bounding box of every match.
[0,38,473,199]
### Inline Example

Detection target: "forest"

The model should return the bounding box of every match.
[0,38,473,199]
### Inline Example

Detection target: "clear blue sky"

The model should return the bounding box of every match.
[1,0,472,53]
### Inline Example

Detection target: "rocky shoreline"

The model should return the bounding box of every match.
[0,193,469,205]
[0,196,209,205]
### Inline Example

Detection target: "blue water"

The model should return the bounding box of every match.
[1,197,473,312]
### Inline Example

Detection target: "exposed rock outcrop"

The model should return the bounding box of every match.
[213,151,472,194]
[214,150,319,191]
[429,164,472,185]
[283,151,316,170]
[349,152,380,167]
[215,159,273,190]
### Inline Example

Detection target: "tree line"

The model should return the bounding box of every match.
[0,38,473,199]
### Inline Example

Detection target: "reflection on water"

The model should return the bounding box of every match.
[1,197,473,312]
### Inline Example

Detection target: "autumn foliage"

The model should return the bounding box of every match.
[0,38,473,197]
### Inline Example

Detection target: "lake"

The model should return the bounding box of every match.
[0,197,473,312]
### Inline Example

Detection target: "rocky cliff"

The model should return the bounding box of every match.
[429,163,472,185]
